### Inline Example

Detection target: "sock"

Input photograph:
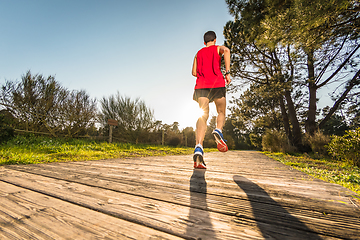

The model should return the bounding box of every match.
[195,144,203,150]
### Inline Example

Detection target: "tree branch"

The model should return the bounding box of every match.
[317,44,360,88]
[319,69,360,129]
[315,35,348,84]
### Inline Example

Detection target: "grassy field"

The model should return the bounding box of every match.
[0,135,199,165]
[265,152,360,196]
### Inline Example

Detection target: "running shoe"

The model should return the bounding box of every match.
[212,129,228,152]
[193,145,206,169]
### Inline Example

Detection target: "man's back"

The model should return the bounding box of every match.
[195,45,225,89]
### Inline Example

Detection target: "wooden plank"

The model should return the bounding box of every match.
[9,152,358,214]
[0,170,356,239]
[107,119,118,126]
[7,159,358,213]
[0,168,265,240]
[1,151,359,239]
[0,181,184,240]
[0,168,339,240]
[5,163,360,239]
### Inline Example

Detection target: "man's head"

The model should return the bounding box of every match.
[204,31,216,44]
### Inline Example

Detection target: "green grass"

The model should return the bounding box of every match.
[0,135,217,165]
[264,151,360,196]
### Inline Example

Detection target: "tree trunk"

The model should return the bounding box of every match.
[284,90,303,150]
[279,95,293,144]
[305,50,318,135]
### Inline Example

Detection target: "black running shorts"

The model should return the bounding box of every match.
[193,87,226,103]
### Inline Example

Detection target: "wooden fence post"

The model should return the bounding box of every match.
[107,119,118,143]
[162,130,165,145]
[109,125,113,143]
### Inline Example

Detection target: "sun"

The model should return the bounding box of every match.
[195,106,207,120]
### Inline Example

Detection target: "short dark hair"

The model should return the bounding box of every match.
[204,31,216,43]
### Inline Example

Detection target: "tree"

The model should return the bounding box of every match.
[0,71,97,137]
[182,127,196,147]
[320,106,350,136]
[0,71,67,136]
[346,91,360,129]
[99,92,155,143]
[59,90,97,137]
[229,83,285,148]
[224,0,360,151]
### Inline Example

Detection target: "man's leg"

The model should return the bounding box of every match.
[214,97,226,130]
[213,97,228,152]
[193,97,209,169]
[195,97,210,146]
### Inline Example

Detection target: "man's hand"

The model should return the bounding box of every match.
[225,74,231,85]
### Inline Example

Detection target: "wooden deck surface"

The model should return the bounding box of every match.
[0,151,359,239]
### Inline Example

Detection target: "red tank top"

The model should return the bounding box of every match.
[195,45,225,89]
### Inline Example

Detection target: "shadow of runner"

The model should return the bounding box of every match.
[233,175,323,240]
[185,169,218,240]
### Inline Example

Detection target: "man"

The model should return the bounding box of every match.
[192,31,231,169]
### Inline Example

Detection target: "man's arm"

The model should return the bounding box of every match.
[192,54,197,77]
[218,46,231,85]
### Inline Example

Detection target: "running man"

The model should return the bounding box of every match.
[192,31,231,169]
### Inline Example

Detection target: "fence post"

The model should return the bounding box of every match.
[162,130,165,145]
[109,125,113,143]
[107,119,118,143]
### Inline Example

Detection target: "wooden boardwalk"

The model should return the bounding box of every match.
[0,151,359,239]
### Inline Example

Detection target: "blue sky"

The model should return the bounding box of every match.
[0,0,235,129]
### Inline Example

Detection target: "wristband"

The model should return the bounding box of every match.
[225,70,230,75]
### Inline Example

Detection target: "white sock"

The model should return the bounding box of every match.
[195,144,203,150]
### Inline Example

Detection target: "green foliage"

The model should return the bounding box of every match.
[265,152,360,196]
[230,85,283,132]
[262,129,295,153]
[182,127,196,147]
[99,92,155,143]
[0,71,97,137]
[226,0,357,48]
[230,84,287,150]
[320,108,350,136]
[168,136,181,147]
[0,112,14,143]
[224,0,360,149]
[346,94,360,129]
[328,128,360,167]
[304,131,331,157]
[0,135,195,165]
[59,90,98,137]
[249,133,262,150]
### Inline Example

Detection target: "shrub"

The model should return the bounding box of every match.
[167,136,181,147]
[327,128,360,167]
[0,113,14,144]
[250,133,262,150]
[262,129,294,153]
[304,130,331,157]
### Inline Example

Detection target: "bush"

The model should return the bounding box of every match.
[167,136,181,147]
[304,130,331,157]
[327,128,360,167]
[250,133,262,150]
[0,113,14,144]
[262,129,294,153]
